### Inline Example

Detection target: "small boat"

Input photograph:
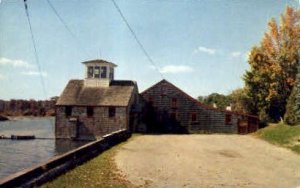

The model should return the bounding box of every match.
[11,135,35,140]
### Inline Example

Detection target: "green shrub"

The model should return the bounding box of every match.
[255,123,300,154]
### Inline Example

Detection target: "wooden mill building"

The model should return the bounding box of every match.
[55,60,259,140]
[55,60,139,140]
[139,79,259,134]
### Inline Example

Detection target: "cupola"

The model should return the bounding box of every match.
[82,59,117,87]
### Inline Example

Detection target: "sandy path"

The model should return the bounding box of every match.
[115,135,300,188]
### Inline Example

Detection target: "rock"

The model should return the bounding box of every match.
[0,115,9,121]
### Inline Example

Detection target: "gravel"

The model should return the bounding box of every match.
[115,134,300,188]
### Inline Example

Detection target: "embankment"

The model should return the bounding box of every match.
[0,129,130,188]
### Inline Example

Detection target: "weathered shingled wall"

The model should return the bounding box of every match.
[55,106,127,140]
[141,80,257,133]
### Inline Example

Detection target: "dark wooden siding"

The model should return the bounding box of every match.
[140,80,258,134]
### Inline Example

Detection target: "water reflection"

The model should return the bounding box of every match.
[0,117,89,180]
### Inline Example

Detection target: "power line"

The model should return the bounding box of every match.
[23,0,48,99]
[46,0,76,40]
[45,0,91,57]
[110,0,164,79]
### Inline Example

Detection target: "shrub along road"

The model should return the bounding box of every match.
[115,134,300,188]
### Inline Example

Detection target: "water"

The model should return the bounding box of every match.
[0,117,88,180]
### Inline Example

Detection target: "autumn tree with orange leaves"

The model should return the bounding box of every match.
[244,6,300,122]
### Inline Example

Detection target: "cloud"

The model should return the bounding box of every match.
[0,74,5,80]
[0,57,34,68]
[21,71,47,77]
[194,46,216,55]
[159,65,194,74]
[231,51,242,58]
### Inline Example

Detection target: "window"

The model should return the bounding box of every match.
[171,98,177,108]
[101,66,107,78]
[94,66,100,78]
[225,114,232,125]
[87,66,94,78]
[87,107,94,117]
[109,107,116,118]
[109,67,114,80]
[191,113,197,122]
[65,106,72,117]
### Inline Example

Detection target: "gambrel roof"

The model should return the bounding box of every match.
[56,80,137,107]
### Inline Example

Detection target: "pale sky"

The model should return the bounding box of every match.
[0,0,299,100]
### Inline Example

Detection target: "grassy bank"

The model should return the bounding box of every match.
[42,138,135,188]
[255,123,300,154]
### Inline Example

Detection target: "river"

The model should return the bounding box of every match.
[0,117,88,180]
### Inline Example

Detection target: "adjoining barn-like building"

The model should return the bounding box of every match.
[139,79,259,134]
[55,60,259,140]
[55,60,139,140]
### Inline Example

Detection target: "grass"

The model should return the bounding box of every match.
[255,123,300,154]
[42,137,137,188]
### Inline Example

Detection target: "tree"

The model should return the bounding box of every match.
[244,6,300,122]
[284,85,297,125]
[244,47,273,121]
[229,88,250,113]
[198,93,231,109]
[197,96,205,103]
[284,66,300,125]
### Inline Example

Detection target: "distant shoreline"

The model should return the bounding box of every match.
[9,115,55,119]
[0,115,55,121]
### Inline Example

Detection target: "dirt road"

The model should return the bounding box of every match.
[115,135,300,188]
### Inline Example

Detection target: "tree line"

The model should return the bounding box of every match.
[198,88,248,114]
[0,97,58,117]
[199,6,300,126]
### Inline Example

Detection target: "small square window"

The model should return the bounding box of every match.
[87,107,94,117]
[65,106,72,117]
[171,98,177,108]
[109,107,116,118]
[191,113,197,122]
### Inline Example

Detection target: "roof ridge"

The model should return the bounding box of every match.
[141,79,258,118]
[56,80,135,107]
